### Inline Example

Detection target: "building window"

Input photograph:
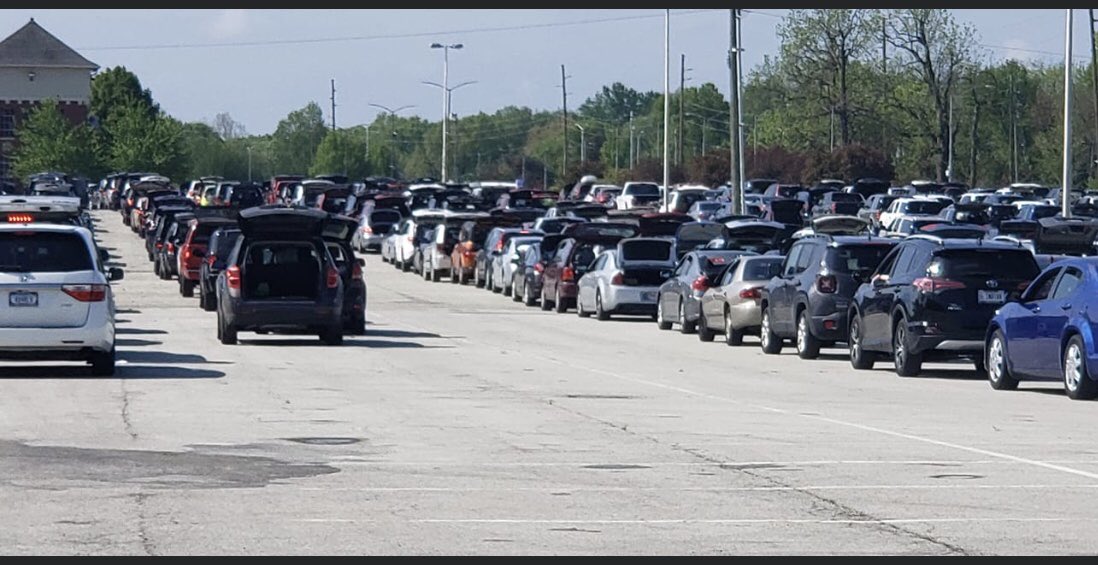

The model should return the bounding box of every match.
[0,154,11,181]
[0,111,14,138]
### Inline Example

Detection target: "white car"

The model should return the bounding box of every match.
[877,197,950,232]
[616,181,662,210]
[0,223,121,375]
[491,235,543,296]
[576,238,676,320]
[659,187,711,214]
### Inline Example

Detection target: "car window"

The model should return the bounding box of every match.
[720,259,741,285]
[621,240,673,261]
[1025,267,1062,301]
[928,249,1041,280]
[1050,267,1084,300]
[782,245,803,277]
[745,257,784,281]
[571,243,597,267]
[0,232,93,272]
[825,244,894,274]
[793,243,816,274]
[888,245,917,277]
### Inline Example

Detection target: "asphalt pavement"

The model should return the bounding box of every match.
[0,209,1096,555]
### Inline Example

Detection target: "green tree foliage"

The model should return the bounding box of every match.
[271,102,327,175]
[106,103,188,180]
[310,127,370,179]
[11,99,99,180]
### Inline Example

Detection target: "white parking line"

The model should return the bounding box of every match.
[293,517,1083,525]
[533,355,1098,482]
[293,484,1098,492]
[329,459,1098,466]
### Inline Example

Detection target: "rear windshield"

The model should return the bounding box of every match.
[826,244,894,274]
[903,200,947,215]
[627,184,661,196]
[698,253,741,276]
[213,230,241,255]
[370,210,402,223]
[830,193,862,203]
[621,240,673,261]
[194,223,233,243]
[571,242,601,267]
[0,232,93,272]
[694,202,723,210]
[774,186,801,198]
[929,249,1040,280]
[743,257,784,280]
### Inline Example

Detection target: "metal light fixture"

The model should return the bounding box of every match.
[27,71,35,82]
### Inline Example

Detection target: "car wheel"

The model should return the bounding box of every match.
[524,282,537,307]
[89,346,116,377]
[511,276,522,302]
[795,310,820,360]
[577,292,592,318]
[451,267,459,284]
[760,306,782,354]
[218,311,237,345]
[697,310,714,342]
[491,272,502,293]
[848,315,875,370]
[401,258,410,272]
[656,297,672,330]
[595,290,610,321]
[181,278,195,298]
[503,277,513,297]
[724,308,744,346]
[987,329,1019,390]
[540,289,552,311]
[1064,335,1098,400]
[320,325,344,346]
[554,287,568,313]
[893,315,922,377]
[678,300,696,334]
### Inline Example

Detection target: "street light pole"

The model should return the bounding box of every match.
[575,123,586,163]
[430,42,463,183]
[663,8,671,210]
[1063,9,1074,218]
[247,146,252,182]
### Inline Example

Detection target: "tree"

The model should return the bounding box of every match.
[106,103,188,181]
[90,66,158,127]
[11,99,99,180]
[578,82,659,125]
[212,112,247,140]
[271,102,327,175]
[310,127,370,179]
[800,143,895,183]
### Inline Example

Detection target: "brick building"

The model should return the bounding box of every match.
[0,18,98,183]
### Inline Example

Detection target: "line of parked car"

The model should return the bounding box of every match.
[370,174,1098,401]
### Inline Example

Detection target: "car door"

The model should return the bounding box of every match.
[544,239,571,300]
[859,245,906,350]
[1005,267,1061,376]
[580,253,607,311]
[1031,266,1084,378]
[774,242,812,335]
[673,255,697,321]
[704,259,739,323]
[766,243,802,333]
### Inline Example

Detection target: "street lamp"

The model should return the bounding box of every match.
[368,104,415,179]
[429,42,464,182]
[423,80,475,182]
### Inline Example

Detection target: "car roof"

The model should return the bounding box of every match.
[0,222,87,234]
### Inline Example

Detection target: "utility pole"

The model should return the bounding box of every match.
[543,165,548,191]
[735,10,746,214]
[1090,9,1098,180]
[330,79,336,130]
[1010,73,1018,183]
[1063,8,1074,218]
[678,53,685,166]
[614,126,620,170]
[629,110,635,169]
[561,64,569,184]
[662,8,671,210]
[881,17,887,74]
[947,93,954,182]
[729,9,742,214]
[576,123,586,162]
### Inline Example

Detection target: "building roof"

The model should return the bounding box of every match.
[0,19,97,70]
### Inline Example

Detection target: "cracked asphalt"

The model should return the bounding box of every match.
[0,209,1097,554]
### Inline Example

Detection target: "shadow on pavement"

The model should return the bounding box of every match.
[1018,386,1065,396]
[0,365,224,379]
[362,328,450,339]
[119,350,233,365]
[117,338,162,347]
[115,327,168,335]
[235,338,454,349]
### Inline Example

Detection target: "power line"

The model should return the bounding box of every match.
[76,9,724,52]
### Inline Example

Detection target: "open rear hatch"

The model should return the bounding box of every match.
[810,215,870,235]
[675,221,728,256]
[1034,216,1098,255]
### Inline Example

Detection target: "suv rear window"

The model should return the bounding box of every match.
[929,249,1040,280]
[213,230,241,256]
[826,244,894,274]
[0,232,93,272]
[627,184,660,196]
[621,240,673,261]
[904,201,947,215]
[830,193,862,203]
[370,210,402,223]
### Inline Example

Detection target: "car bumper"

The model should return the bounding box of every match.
[0,318,114,355]
[810,310,848,342]
[906,323,985,357]
[558,282,578,299]
[361,235,385,248]
[227,302,341,330]
[728,300,762,330]
[605,286,660,314]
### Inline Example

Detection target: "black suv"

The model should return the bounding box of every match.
[812,192,864,218]
[215,207,348,345]
[760,235,898,359]
[847,236,1040,376]
[200,226,241,311]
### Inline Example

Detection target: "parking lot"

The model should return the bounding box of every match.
[1,209,1096,555]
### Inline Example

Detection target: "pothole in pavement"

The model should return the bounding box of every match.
[282,437,362,446]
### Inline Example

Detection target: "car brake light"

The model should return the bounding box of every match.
[182,247,191,263]
[62,284,106,302]
[691,274,710,292]
[207,254,217,267]
[6,214,33,223]
[739,287,762,299]
[495,239,505,252]
[406,236,413,242]
[611,271,624,285]
[326,266,340,288]
[562,266,575,281]
[167,243,176,254]
[912,277,966,293]
[816,274,837,293]
[363,226,373,234]
[534,263,545,274]
[226,265,242,289]
[352,261,363,280]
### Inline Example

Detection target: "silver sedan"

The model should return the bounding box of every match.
[697,255,785,345]
[576,238,675,320]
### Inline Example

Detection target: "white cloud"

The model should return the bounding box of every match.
[209,9,249,38]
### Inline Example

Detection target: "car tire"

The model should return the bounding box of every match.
[760,306,782,354]
[697,310,714,342]
[795,310,821,360]
[180,278,195,298]
[218,311,237,345]
[474,267,484,288]
[577,293,592,318]
[320,326,343,346]
[524,282,537,307]
[511,276,522,302]
[89,347,115,377]
[848,315,875,370]
[595,290,610,321]
[656,297,672,330]
[1064,335,1098,400]
[503,278,513,297]
[554,287,567,313]
[451,267,459,284]
[892,315,922,377]
[401,258,410,272]
[724,308,744,346]
[491,272,502,293]
[986,329,1019,390]
[678,300,696,334]
[540,290,552,311]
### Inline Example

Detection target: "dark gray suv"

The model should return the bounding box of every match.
[759,234,899,359]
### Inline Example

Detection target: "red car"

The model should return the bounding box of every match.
[177,214,238,298]
[269,175,305,205]
[539,222,639,313]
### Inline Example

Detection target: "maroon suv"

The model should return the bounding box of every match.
[539,222,639,313]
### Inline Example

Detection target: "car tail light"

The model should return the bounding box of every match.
[326,266,340,288]
[406,236,413,243]
[182,246,192,263]
[7,214,32,223]
[207,254,216,267]
[739,287,762,300]
[352,261,363,280]
[167,242,176,254]
[912,277,966,293]
[226,265,241,297]
[831,203,838,213]
[816,274,837,293]
[534,262,544,274]
[691,275,710,294]
[495,239,505,252]
[610,271,624,285]
[562,266,575,281]
[62,284,107,302]
[363,226,373,234]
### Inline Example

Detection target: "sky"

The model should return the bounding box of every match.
[0,9,1090,135]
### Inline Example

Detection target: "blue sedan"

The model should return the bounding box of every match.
[985,257,1098,400]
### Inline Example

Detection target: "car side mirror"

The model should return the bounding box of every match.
[108,267,124,281]
[871,274,889,287]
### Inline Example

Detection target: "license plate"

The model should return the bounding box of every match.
[978,290,1006,304]
[640,291,657,302]
[9,291,37,307]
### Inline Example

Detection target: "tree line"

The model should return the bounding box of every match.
[13,9,1098,189]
